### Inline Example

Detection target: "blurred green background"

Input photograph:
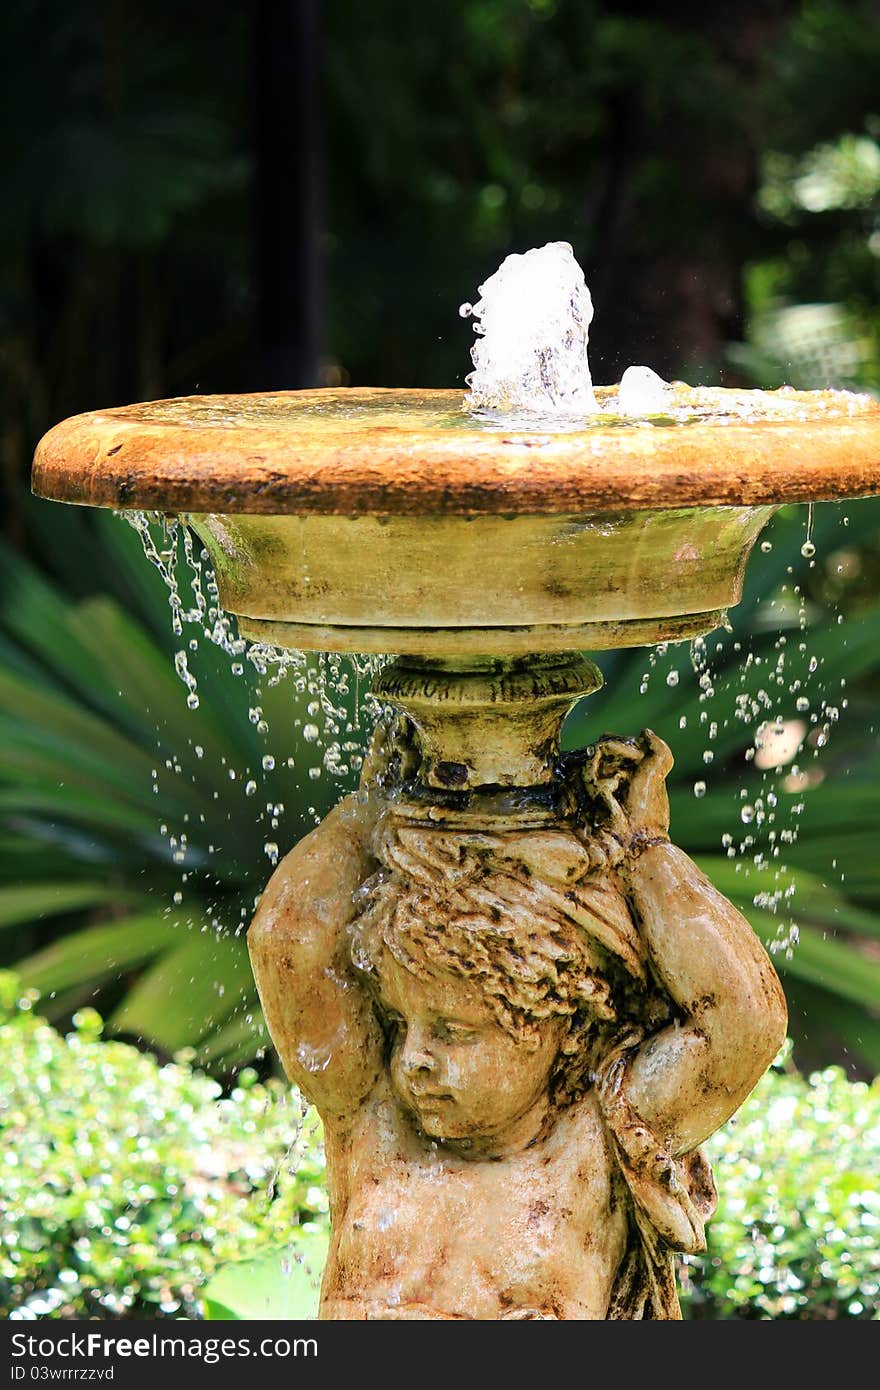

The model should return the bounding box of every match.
[1,0,879,1079]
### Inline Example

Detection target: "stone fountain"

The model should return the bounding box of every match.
[31,247,880,1319]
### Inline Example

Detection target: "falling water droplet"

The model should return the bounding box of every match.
[801,502,815,559]
[693,781,707,798]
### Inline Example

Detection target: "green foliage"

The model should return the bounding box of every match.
[8,0,877,442]
[3,981,877,1321]
[2,1,880,1078]
[201,1236,328,1321]
[321,0,760,384]
[0,973,328,1320]
[0,509,363,1069]
[684,1058,880,1319]
[3,496,880,1076]
[730,5,880,390]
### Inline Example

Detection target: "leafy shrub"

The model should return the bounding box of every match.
[0,973,328,1319]
[685,1055,880,1319]
[2,974,877,1320]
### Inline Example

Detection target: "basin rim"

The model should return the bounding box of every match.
[31,385,880,517]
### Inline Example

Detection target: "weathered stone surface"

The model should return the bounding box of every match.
[248,669,787,1321]
[32,385,880,516]
[185,506,774,655]
[30,386,828,1319]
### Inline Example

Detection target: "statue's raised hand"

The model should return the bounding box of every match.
[582,728,672,848]
[621,729,673,843]
[359,708,421,799]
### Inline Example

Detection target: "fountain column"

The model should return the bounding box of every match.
[372,653,601,790]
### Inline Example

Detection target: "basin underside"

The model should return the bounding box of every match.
[188,505,775,655]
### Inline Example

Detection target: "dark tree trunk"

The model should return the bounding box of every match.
[585,0,799,384]
[253,0,323,389]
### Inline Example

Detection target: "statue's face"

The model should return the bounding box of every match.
[379,956,563,1150]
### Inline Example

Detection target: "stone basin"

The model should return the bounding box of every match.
[30,384,880,655]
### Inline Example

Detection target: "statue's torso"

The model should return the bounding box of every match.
[320,1085,628,1320]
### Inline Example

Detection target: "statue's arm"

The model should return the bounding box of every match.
[247,792,384,1120]
[623,839,787,1156]
[585,728,787,1157]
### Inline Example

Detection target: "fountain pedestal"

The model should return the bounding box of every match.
[372,653,600,789]
[31,384,880,1318]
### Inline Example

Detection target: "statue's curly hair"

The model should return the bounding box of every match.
[348,807,661,1106]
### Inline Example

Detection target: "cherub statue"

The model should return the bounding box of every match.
[248,719,787,1320]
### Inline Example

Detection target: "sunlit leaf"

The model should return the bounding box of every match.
[201,1233,329,1321]
[109,931,257,1052]
[15,913,183,996]
[0,882,126,931]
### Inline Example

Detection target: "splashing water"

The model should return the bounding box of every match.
[669,600,849,961]
[461,242,598,416]
[458,241,677,419]
[126,254,855,980]
[801,501,816,559]
[126,510,386,703]
[125,510,391,915]
[460,244,858,972]
[617,365,672,417]
[460,241,873,426]
[458,241,681,420]
[130,514,842,962]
